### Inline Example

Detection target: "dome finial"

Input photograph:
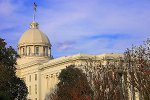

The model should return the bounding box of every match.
[33,2,37,21]
[30,21,39,29]
[30,2,38,29]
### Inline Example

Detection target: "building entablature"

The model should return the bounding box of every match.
[39,53,123,71]
[40,54,96,69]
[18,43,51,47]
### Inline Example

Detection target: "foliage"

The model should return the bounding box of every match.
[84,39,150,100]
[123,39,150,99]
[48,65,93,100]
[0,91,10,100]
[84,57,128,100]
[0,38,28,100]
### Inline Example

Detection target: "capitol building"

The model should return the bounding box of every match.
[15,4,146,99]
[16,19,123,100]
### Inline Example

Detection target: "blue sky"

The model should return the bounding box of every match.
[0,0,150,58]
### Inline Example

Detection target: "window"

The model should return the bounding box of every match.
[23,48,25,55]
[28,47,31,55]
[29,75,31,82]
[45,47,48,56]
[43,47,45,56]
[35,47,39,55]
[43,47,48,56]
[35,84,37,94]
[29,86,31,95]
[35,74,37,81]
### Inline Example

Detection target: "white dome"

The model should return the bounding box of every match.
[18,29,50,46]
[18,21,51,46]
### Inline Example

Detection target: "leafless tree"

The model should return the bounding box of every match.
[124,39,150,100]
[83,39,150,100]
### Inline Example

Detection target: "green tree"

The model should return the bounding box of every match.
[0,38,28,100]
[48,65,93,100]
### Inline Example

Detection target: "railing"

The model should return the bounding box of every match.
[20,53,50,57]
